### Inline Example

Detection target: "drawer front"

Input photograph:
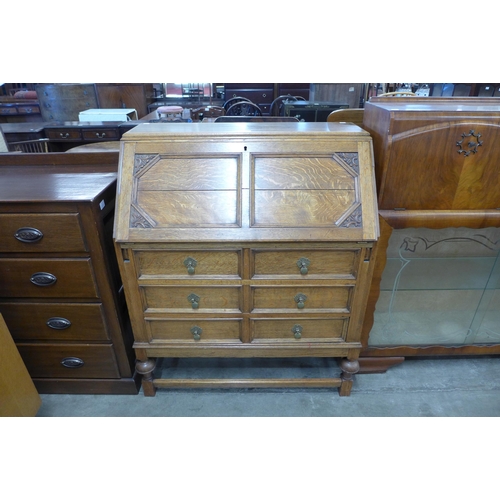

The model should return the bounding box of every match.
[0,106,18,115]
[252,318,347,341]
[17,343,120,379]
[142,285,242,312]
[81,128,120,141]
[17,105,41,115]
[0,302,109,341]
[148,319,242,341]
[135,250,241,278]
[0,213,86,253]
[225,90,273,104]
[253,249,359,278]
[252,285,351,312]
[0,258,99,298]
[45,128,82,141]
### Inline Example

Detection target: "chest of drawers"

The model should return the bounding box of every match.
[0,168,137,394]
[114,122,379,396]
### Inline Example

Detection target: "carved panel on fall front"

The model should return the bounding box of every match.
[130,153,242,228]
[250,152,361,228]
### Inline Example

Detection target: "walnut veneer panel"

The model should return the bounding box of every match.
[360,97,500,371]
[115,122,379,396]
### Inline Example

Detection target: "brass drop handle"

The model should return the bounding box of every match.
[191,325,202,340]
[188,293,200,309]
[59,132,70,138]
[30,272,57,286]
[15,227,44,243]
[184,256,197,275]
[95,132,106,138]
[291,324,303,339]
[296,257,310,275]
[294,293,307,309]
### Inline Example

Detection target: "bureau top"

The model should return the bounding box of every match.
[122,121,372,141]
[115,122,378,243]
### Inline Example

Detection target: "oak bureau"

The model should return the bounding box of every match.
[114,122,379,396]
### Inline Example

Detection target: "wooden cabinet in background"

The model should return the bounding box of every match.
[96,84,154,119]
[114,122,379,396]
[360,97,500,372]
[0,166,137,394]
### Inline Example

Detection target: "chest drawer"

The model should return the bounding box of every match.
[0,302,109,341]
[17,343,120,379]
[251,285,352,312]
[81,128,120,141]
[251,318,347,342]
[142,285,242,312]
[135,250,241,278]
[148,319,242,341]
[17,105,41,115]
[0,258,99,298]
[45,128,82,141]
[252,249,359,279]
[0,213,86,253]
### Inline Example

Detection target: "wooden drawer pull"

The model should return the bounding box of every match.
[61,357,85,368]
[191,325,202,340]
[184,256,197,275]
[46,317,72,330]
[187,293,200,309]
[15,227,44,243]
[291,324,303,339]
[294,293,307,309]
[30,272,57,286]
[296,257,310,275]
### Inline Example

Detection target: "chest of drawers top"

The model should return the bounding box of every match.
[114,122,379,244]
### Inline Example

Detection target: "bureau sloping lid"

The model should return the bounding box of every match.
[114,122,379,243]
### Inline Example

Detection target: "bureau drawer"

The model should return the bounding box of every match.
[81,128,120,141]
[0,258,99,298]
[148,319,242,341]
[135,250,241,278]
[45,128,82,141]
[0,213,86,253]
[252,318,347,341]
[252,285,352,312]
[252,249,359,278]
[17,343,120,379]
[142,285,242,312]
[0,302,109,341]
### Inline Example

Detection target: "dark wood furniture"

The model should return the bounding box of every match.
[223,84,275,115]
[0,99,42,123]
[0,158,137,394]
[36,84,99,122]
[43,121,130,151]
[114,122,379,396]
[0,123,45,142]
[360,97,500,372]
[95,84,155,119]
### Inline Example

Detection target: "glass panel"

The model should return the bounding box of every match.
[368,227,500,346]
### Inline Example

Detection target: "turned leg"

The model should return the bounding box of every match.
[339,358,360,397]
[136,358,157,397]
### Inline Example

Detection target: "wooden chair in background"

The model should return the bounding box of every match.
[327,108,365,126]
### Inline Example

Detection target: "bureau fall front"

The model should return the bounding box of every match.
[113,122,379,396]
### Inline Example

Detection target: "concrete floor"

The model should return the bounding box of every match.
[36,355,500,417]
